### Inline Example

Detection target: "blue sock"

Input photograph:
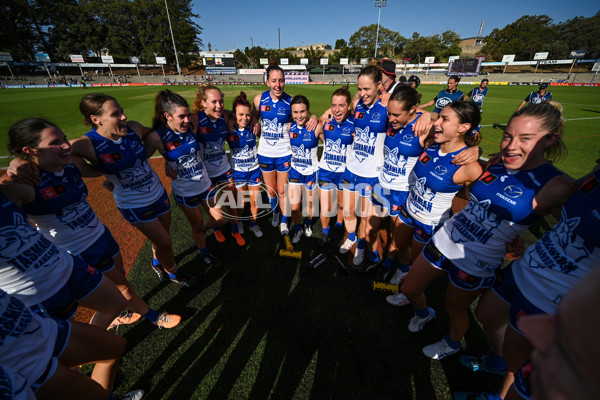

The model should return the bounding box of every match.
[304,218,312,226]
[269,196,278,212]
[486,350,507,371]
[322,226,330,235]
[357,239,366,249]
[281,215,289,224]
[152,257,160,266]
[398,262,411,273]
[293,224,302,232]
[334,222,343,229]
[250,221,257,227]
[199,247,208,255]
[382,257,394,268]
[414,307,430,318]
[231,223,239,234]
[167,270,178,280]
[348,231,356,242]
[370,251,380,263]
[142,308,159,323]
[444,333,461,350]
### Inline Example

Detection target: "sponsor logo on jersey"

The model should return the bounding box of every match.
[199,127,213,134]
[372,112,381,120]
[99,152,122,163]
[261,105,271,112]
[355,112,364,119]
[504,185,523,199]
[166,141,181,150]
[40,184,67,199]
[580,174,599,194]
[434,165,448,176]
[325,123,334,131]
[419,153,431,164]
[436,97,452,109]
[479,171,497,184]
[386,127,396,137]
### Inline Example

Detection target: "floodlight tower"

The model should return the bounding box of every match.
[165,0,182,75]
[374,0,387,58]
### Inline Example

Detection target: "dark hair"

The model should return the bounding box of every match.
[266,63,284,81]
[229,91,252,131]
[445,101,481,146]
[399,76,407,83]
[389,85,420,111]
[358,65,382,85]
[481,78,489,84]
[8,118,58,160]
[152,89,189,130]
[508,101,567,162]
[448,75,461,83]
[79,93,117,128]
[291,95,310,110]
[192,84,222,113]
[331,85,351,105]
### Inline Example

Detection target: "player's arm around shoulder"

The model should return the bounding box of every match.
[70,135,98,165]
[533,172,577,217]
[454,159,484,187]
[128,121,151,139]
[143,130,166,158]
[0,174,36,206]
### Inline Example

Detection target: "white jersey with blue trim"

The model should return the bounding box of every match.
[319,116,354,173]
[379,114,423,191]
[0,195,72,306]
[0,365,36,400]
[346,99,387,178]
[85,127,164,208]
[406,144,464,226]
[196,111,231,178]
[433,163,561,277]
[156,125,212,197]
[257,91,292,158]
[289,122,319,175]
[228,127,259,172]
[0,290,57,390]
[513,169,600,314]
[20,164,104,255]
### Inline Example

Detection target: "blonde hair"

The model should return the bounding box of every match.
[191,84,223,113]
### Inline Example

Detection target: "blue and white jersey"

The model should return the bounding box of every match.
[20,164,104,255]
[433,163,560,277]
[289,122,319,175]
[0,195,72,307]
[228,127,259,172]
[379,114,423,191]
[85,127,164,208]
[513,169,600,314]
[196,111,230,178]
[0,365,36,400]
[346,99,387,178]
[0,290,58,391]
[469,87,488,108]
[433,89,464,114]
[526,91,552,105]
[406,144,465,226]
[319,116,354,173]
[156,125,211,197]
[257,91,292,158]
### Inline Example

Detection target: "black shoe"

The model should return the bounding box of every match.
[151,264,169,283]
[318,233,329,247]
[170,271,198,288]
[372,266,391,282]
[200,250,222,268]
[330,226,344,242]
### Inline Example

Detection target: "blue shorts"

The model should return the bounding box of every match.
[492,262,545,335]
[341,169,378,197]
[209,168,234,185]
[397,204,443,244]
[514,361,533,400]
[174,186,216,207]
[78,226,119,273]
[118,189,170,224]
[288,168,317,190]
[371,184,409,217]
[422,241,496,291]
[52,319,71,358]
[30,256,103,320]
[317,169,343,191]
[233,167,263,188]
[258,154,292,173]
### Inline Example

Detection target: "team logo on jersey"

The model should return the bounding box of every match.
[384,146,400,165]
[99,152,122,164]
[59,197,97,229]
[436,97,452,109]
[233,145,254,160]
[402,133,414,142]
[0,212,39,261]
[478,171,497,184]
[40,184,67,199]
[261,105,271,112]
[199,127,213,134]
[353,127,377,162]
[118,159,153,192]
[262,119,284,146]
[166,140,181,150]
[414,177,436,201]
[178,150,198,169]
[503,185,523,199]
[434,165,448,176]
[579,174,598,194]
[419,153,431,164]
[292,144,310,160]
[355,112,365,119]
[450,195,499,244]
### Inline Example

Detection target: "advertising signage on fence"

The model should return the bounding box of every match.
[206,67,237,75]
[284,72,309,84]
[239,69,265,74]
[509,61,537,65]
[70,55,84,63]
[101,55,114,64]
[534,52,549,60]
[340,58,349,65]
[155,57,167,65]
[320,58,329,65]
[502,54,516,63]
[360,58,368,65]
[280,58,289,65]
[569,50,586,59]
[300,58,308,65]
[112,64,135,68]
[0,52,13,62]
[424,57,435,64]
[130,56,141,64]
[35,53,51,62]
[448,56,459,62]
[259,58,268,65]
[576,59,600,64]
[539,60,573,65]
[81,63,109,68]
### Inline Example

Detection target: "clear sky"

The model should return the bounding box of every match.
[191,1,598,52]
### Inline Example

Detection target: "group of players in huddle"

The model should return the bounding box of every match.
[0,58,596,400]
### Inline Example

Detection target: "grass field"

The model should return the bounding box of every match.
[1,83,600,399]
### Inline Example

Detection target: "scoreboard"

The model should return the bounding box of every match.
[447,58,484,76]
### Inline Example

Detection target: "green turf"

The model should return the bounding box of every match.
[1,84,600,176]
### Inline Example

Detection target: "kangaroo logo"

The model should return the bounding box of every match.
[178,148,198,168]
[262,119,282,146]
[118,159,152,191]
[384,145,400,165]
[325,138,342,154]
[234,145,253,159]
[0,213,38,261]
[58,195,98,229]
[414,177,436,202]
[292,144,310,160]
[354,127,376,163]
